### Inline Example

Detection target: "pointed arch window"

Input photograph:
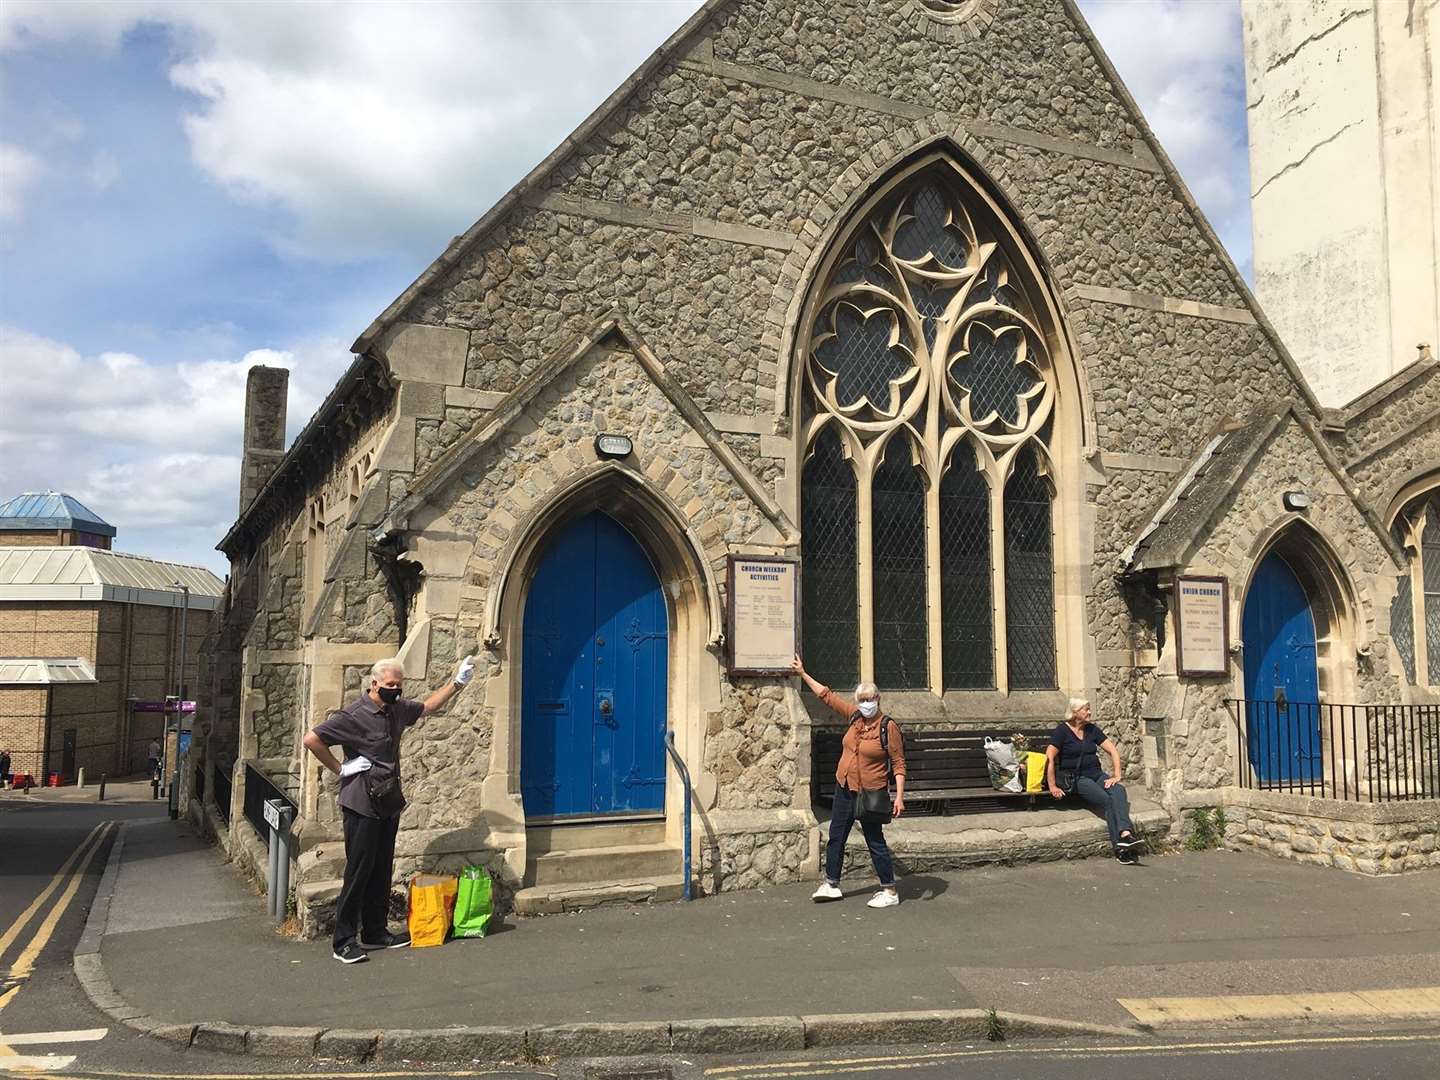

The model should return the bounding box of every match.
[798,159,1059,692]
[1390,493,1440,686]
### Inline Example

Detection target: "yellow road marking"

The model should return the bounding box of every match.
[7,822,114,983]
[703,1032,1440,1078]
[0,983,20,1060]
[1118,986,1440,1026]
[0,822,106,963]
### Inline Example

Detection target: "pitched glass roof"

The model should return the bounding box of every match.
[0,491,117,538]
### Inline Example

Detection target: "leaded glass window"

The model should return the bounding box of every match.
[1389,493,1440,686]
[798,161,1059,692]
[1392,568,1416,685]
[801,427,859,688]
[1423,506,1440,681]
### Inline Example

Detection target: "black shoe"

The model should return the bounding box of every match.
[360,930,410,950]
[1115,833,1144,850]
[1116,849,1138,864]
[332,941,369,964]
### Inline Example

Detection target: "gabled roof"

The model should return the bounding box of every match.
[0,547,224,609]
[378,312,798,543]
[0,657,97,686]
[0,492,116,538]
[1121,406,1403,575]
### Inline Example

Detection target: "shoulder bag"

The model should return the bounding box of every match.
[858,717,896,825]
[366,714,407,817]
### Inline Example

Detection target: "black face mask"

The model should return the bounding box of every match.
[377,686,402,704]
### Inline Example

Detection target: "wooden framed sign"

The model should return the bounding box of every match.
[726,555,801,677]
[1175,575,1229,677]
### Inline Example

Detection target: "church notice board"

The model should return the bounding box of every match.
[726,555,800,677]
[1175,575,1229,677]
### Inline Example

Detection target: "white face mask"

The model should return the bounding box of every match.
[856,700,879,719]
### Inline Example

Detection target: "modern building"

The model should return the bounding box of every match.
[197,0,1440,932]
[0,493,223,784]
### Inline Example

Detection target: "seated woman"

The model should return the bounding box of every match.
[1045,698,1143,863]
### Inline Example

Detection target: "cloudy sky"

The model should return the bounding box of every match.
[0,0,1251,575]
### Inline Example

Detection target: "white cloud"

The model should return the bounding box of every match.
[0,324,351,570]
[1080,0,1252,274]
[87,149,119,191]
[0,1,705,261]
[0,142,42,223]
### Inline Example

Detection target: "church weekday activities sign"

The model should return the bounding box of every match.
[1175,575,1229,677]
[726,556,800,676]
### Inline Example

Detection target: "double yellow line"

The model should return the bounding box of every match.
[0,820,116,1053]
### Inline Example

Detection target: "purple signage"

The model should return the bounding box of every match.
[132,701,196,713]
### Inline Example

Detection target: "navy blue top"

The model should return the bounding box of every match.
[1048,722,1108,779]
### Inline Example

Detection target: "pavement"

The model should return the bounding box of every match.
[67,814,1440,1067]
[0,777,163,806]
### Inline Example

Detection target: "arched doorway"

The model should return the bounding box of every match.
[1242,550,1321,784]
[520,510,669,818]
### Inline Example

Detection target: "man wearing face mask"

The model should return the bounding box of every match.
[303,654,476,964]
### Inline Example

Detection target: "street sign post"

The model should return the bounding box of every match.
[263,798,294,924]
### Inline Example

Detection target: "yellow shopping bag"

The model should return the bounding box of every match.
[1024,751,1048,794]
[408,874,458,948]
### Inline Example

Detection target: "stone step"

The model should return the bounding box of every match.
[525,842,681,887]
[527,819,666,854]
[512,874,689,916]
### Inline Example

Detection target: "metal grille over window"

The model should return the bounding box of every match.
[801,427,859,688]
[872,436,929,689]
[1004,447,1056,689]
[799,160,1059,692]
[1423,506,1440,681]
[940,442,993,688]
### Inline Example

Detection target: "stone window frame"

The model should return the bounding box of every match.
[1390,489,1440,686]
[790,151,1079,696]
[900,0,999,41]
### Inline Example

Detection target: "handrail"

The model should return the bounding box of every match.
[663,730,693,901]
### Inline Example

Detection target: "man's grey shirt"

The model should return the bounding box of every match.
[312,693,424,818]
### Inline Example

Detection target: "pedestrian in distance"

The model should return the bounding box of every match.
[0,748,11,788]
[302,654,476,964]
[1045,697,1143,863]
[792,655,906,908]
[146,739,161,781]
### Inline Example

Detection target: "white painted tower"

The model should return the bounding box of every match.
[1242,0,1439,406]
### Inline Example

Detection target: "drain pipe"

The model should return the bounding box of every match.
[663,731,692,901]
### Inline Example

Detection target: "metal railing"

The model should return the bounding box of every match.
[1230,699,1440,802]
[243,762,298,841]
[663,730,693,901]
[213,763,232,824]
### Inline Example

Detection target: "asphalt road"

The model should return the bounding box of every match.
[2,796,1437,1078]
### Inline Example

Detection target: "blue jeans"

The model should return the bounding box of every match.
[1074,775,1134,850]
[824,785,895,886]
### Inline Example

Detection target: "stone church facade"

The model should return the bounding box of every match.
[196,0,1440,929]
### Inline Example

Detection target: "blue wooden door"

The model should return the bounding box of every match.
[521,511,668,817]
[1242,551,1320,784]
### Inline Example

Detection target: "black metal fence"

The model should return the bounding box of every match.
[1230,699,1440,802]
[213,763,232,825]
[243,761,298,839]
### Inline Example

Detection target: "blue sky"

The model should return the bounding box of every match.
[0,1,1251,575]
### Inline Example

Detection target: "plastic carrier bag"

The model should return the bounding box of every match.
[408,874,458,948]
[1024,751,1048,793]
[984,737,1023,792]
[452,865,494,939]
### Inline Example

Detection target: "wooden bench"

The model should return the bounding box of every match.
[813,726,1055,815]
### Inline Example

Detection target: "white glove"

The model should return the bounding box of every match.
[454,654,476,687]
[340,755,372,778]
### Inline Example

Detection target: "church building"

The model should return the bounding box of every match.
[196,0,1440,931]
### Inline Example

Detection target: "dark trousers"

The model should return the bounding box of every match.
[1074,775,1134,850]
[334,807,400,948]
[824,785,896,886]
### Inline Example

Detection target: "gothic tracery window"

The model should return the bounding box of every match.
[799,162,1060,692]
[1390,493,1440,686]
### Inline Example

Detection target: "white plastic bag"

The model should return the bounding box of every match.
[984,737,1023,792]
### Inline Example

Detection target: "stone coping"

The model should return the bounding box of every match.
[1181,786,1440,826]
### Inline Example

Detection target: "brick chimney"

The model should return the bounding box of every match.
[240,365,289,514]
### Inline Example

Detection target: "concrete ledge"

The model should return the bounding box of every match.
[247,1026,323,1057]
[192,1022,249,1054]
[802,1009,988,1047]
[1185,786,1440,825]
[527,1020,672,1058]
[315,1029,379,1061]
[670,1016,806,1053]
[375,1026,528,1064]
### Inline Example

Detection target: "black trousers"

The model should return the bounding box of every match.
[333,807,400,948]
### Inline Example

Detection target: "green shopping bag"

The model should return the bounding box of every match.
[452,865,493,938]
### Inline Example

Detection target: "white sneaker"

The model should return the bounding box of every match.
[811,882,843,901]
[867,889,900,909]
